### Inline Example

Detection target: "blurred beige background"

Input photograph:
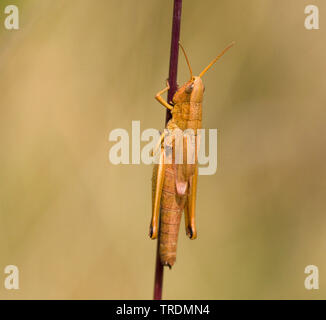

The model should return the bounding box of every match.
[0,0,325,299]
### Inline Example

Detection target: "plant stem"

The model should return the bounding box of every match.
[166,0,183,124]
[153,0,183,301]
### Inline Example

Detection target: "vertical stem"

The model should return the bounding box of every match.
[166,0,183,124]
[153,0,182,301]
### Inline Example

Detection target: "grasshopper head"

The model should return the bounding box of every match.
[173,41,235,104]
[185,76,204,102]
[172,76,204,104]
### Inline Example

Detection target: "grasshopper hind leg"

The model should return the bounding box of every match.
[184,168,198,240]
[149,147,165,239]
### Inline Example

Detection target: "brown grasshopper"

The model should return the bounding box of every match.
[150,42,234,268]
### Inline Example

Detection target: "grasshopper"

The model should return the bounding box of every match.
[150,42,234,268]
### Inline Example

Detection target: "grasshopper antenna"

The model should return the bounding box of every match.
[179,42,193,79]
[199,41,235,78]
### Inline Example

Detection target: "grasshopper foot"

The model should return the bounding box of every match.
[187,226,197,240]
[149,224,158,239]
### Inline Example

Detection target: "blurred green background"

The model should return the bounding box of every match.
[0,0,325,299]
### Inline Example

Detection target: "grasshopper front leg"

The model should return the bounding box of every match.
[150,146,165,239]
[155,80,173,111]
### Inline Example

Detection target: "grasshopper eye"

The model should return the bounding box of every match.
[185,83,194,94]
